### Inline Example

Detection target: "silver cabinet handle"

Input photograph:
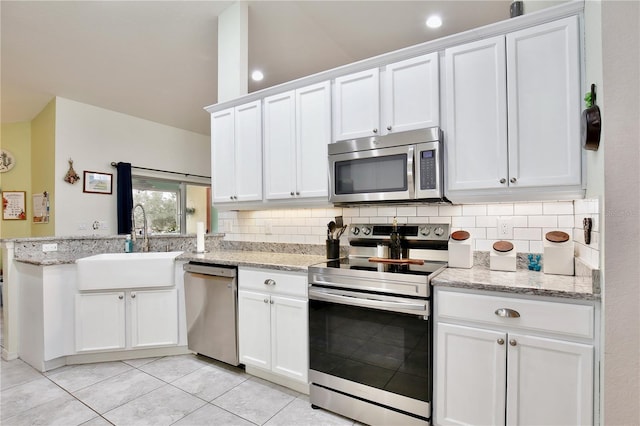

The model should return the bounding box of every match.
[131,293,136,298]
[263,298,269,303]
[387,125,392,131]
[495,308,520,318]
[290,192,294,196]
[500,178,506,184]
[497,338,505,345]
[295,191,300,196]
[230,196,234,200]
[509,339,517,346]
[510,177,517,183]
[373,128,378,133]
[270,300,274,304]
[264,279,276,286]
[118,295,124,300]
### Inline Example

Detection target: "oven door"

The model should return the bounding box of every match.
[308,286,432,419]
[329,144,414,203]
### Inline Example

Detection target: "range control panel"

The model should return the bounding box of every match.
[349,223,450,242]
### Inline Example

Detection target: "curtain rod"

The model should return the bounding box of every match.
[110,162,210,179]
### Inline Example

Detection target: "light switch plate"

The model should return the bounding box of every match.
[42,243,58,252]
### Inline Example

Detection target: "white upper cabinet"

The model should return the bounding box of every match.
[506,16,581,188]
[264,81,331,201]
[445,36,508,191]
[264,91,296,200]
[333,68,380,141]
[382,52,440,134]
[333,52,440,142]
[211,100,262,205]
[445,16,582,200]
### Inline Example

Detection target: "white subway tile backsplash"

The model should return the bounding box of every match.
[221,198,600,265]
[487,203,514,216]
[462,204,487,216]
[530,240,543,253]
[439,205,462,216]
[396,206,417,216]
[514,202,543,215]
[378,207,397,217]
[417,206,439,216]
[543,201,574,215]
[359,207,378,217]
[452,216,476,228]
[558,215,574,228]
[529,215,558,228]
[476,216,498,228]
[514,227,541,240]
[512,216,528,227]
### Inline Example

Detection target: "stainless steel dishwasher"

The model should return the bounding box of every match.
[183,262,239,366]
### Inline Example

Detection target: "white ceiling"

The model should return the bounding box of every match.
[1,1,516,136]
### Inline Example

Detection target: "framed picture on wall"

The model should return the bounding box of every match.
[83,171,113,194]
[2,191,27,220]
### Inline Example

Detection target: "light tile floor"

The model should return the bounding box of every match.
[1,354,359,426]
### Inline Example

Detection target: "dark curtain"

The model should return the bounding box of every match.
[116,162,133,234]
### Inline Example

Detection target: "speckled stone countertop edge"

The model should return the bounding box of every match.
[432,266,599,301]
[13,249,328,273]
[178,250,328,273]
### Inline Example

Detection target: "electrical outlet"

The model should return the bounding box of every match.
[497,217,513,239]
[42,243,58,252]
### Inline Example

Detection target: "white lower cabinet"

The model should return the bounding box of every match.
[434,288,595,426]
[238,268,308,385]
[75,288,178,352]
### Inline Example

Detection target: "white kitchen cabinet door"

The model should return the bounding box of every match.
[211,107,236,204]
[506,333,593,426]
[333,68,380,141]
[270,295,308,383]
[238,289,271,370]
[506,16,581,188]
[445,36,509,191]
[130,289,178,348]
[264,91,297,200]
[382,52,440,134]
[75,292,126,352]
[296,81,331,198]
[234,101,263,202]
[435,323,506,426]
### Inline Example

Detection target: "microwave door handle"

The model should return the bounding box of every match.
[407,145,415,198]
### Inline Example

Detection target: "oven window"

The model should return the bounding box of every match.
[309,299,431,402]
[335,154,407,194]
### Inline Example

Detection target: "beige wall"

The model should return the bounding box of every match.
[602,1,640,424]
[30,98,56,237]
[0,121,32,238]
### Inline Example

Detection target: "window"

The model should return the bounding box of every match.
[132,176,210,235]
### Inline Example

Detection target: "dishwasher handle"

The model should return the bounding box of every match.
[183,262,237,278]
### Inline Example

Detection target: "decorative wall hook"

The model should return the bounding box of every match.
[64,158,80,184]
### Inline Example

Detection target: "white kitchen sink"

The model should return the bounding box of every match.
[76,251,183,290]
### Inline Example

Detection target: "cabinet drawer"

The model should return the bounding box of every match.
[239,267,307,298]
[436,290,594,339]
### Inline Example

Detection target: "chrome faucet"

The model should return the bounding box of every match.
[131,203,150,252]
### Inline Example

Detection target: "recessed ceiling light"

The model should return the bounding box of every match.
[426,15,442,29]
[251,70,264,81]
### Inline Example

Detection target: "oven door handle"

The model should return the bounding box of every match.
[309,287,428,314]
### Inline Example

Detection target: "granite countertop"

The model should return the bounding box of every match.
[433,265,598,300]
[178,250,328,272]
[13,252,96,266]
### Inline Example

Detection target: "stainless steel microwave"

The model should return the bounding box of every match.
[328,127,444,204]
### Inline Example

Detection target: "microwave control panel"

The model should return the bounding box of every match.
[419,149,437,190]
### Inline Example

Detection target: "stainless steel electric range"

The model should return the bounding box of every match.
[308,222,449,426]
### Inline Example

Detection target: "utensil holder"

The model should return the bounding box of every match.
[326,239,340,259]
